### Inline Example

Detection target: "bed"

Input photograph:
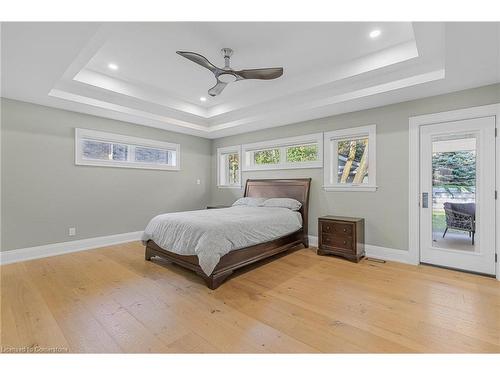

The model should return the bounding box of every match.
[143,178,311,289]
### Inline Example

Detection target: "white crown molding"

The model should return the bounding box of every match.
[48,89,210,133]
[74,69,209,118]
[48,67,445,139]
[0,231,143,265]
[54,55,439,130]
[205,40,419,118]
[4,23,498,140]
[63,27,420,121]
[40,22,450,139]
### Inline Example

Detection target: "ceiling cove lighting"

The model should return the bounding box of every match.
[369,29,381,39]
[200,97,207,102]
[107,63,119,70]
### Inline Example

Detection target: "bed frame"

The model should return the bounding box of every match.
[145,178,311,289]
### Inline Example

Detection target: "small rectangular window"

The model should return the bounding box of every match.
[75,129,180,171]
[286,143,319,163]
[134,146,171,165]
[225,153,240,185]
[82,140,131,162]
[217,146,241,188]
[112,143,129,161]
[254,148,280,165]
[336,137,369,184]
[82,139,112,160]
[242,133,323,171]
[323,125,376,191]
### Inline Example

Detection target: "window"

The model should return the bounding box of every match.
[242,133,323,171]
[286,144,319,163]
[82,140,128,161]
[217,145,241,188]
[323,125,376,191]
[254,148,280,165]
[75,128,180,171]
[336,137,368,184]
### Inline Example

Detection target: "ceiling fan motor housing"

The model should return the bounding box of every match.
[218,73,237,83]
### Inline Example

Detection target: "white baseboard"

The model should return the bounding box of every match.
[1,232,415,266]
[0,231,143,265]
[308,235,416,265]
[364,244,416,265]
[308,235,319,247]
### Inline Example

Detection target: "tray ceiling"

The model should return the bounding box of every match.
[2,22,499,138]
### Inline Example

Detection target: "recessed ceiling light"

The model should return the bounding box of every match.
[200,97,207,102]
[107,63,119,71]
[369,29,381,39]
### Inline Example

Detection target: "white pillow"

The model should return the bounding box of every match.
[232,197,267,207]
[262,198,302,211]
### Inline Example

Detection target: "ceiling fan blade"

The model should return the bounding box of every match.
[208,80,228,97]
[235,67,283,80]
[176,51,219,73]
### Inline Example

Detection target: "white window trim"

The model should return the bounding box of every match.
[241,133,323,171]
[323,124,377,192]
[75,128,181,171]
[217,145,242,189]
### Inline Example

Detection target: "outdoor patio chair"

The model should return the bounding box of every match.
[443,202,476,245]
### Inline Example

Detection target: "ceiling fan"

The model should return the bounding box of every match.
[176,48,283,97]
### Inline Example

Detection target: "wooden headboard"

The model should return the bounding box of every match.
[244,178,312,236]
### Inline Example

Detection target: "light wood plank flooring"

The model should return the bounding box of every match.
[1,242,499,353]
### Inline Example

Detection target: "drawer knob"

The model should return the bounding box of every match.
[343,228,347,232]
[343,240,347,245]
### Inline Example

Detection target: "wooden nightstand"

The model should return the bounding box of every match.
[317,216,365,262]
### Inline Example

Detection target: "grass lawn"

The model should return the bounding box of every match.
[432,209,446,232]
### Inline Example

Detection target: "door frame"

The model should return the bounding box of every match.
[408,103,500,280]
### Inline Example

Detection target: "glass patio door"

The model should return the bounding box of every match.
[419,116,496,275]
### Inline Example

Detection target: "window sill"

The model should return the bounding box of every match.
[217,185,243,189]
[323,185,378,192]
[75,160,180,171]
[242,163,323,172]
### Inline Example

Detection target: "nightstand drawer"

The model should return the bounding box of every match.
[321,233,354,251]
[320,221,354,236]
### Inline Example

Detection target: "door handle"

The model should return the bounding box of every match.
[422,192,429,208]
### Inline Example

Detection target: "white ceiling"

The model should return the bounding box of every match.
[1,22,499,138]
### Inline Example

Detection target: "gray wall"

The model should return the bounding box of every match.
[210,84,500,251]
[1,99,212,251]
[2,84,499,252]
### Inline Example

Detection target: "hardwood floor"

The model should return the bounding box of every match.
[1,241,499,353]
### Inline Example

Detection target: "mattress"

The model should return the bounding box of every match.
[141,206,302,276]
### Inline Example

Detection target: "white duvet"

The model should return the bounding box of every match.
[141,206,302,276]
